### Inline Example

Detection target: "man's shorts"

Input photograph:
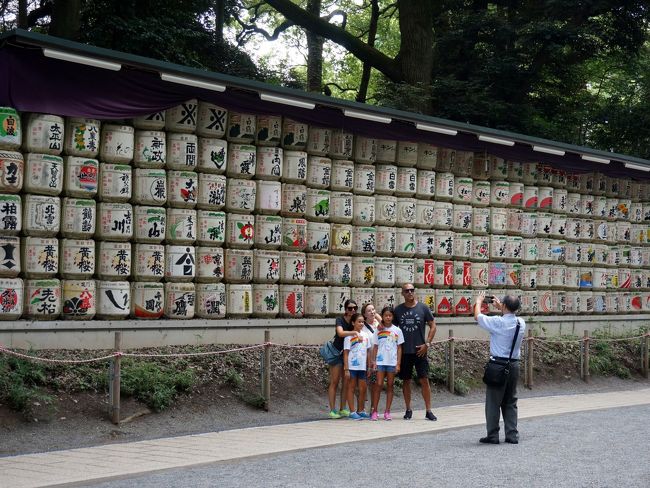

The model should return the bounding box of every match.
[398,353,429,380]
[349,369,367,380]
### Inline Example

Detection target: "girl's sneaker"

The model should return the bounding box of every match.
[384,410,392,421]
[370,411,379,421]
[349,412,362,420]
[328,410,341,419]
[358,411,370,419]
[339,408,351,417]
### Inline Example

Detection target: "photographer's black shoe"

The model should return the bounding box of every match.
[403,409,412,420]
[479,437,500,444]
[505,438,519,444]
[425,410,437,421]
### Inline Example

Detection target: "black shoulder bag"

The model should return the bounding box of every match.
[482,320,521,387]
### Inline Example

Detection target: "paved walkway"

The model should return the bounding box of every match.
[2,388,649,488]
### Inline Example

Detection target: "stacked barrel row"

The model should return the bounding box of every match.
[1,102,650,321]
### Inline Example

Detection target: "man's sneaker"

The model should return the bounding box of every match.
[425,410,437,421]
[349,412,362,420]
[339,408,351,417]
[328,410,341,419]
[383,410,392,421]
[370,411,379,421]
[358,411,370,419]
[403,409,413,420]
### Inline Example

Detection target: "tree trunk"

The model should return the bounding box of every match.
[397,0,434,87]
[49,0,83,40]
[356,0,379,103]
[306,0,323,93]
[17,0,27,29]
[215,0,226,42]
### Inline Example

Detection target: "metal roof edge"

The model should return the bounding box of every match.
[2,28,650,168]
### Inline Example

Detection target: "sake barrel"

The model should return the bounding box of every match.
[631,247,643,267]
[305,188,330,221]
[436,148,455,172]
[252,249,280,284]
[280,251,306,283]
[282,150,308,184]
[593,195,608,219]
[521,265,537,290]
[471,262,489,288]
[521,238,538,263]
[566,217,581,242]
[24,113,64,155]
[61,198,94,238]
[0,236,19,277]
[197,173,226,210]
[413,258,433,287]
[550,265,567,289]
[282,218,307,252]
[395,258,415,285]
[595,220,610,242]
[255,115,282,147]
[536,239,553,263]
[61,279,96,320]
[455,151,475,176]
[616,221,631,244]
[250,284,280,317]
[578,291,594,313]
[281,118,308,150]
[619,199,632,221]
[523,185,538,210]
[226,143,256,178]
[395,227,416,257]
[225,212,253,248]
[453,261,472,288]
[630,182,644,202]
[432,260,453,288]
[96,281,130,319]
[630,291,643,313]
[470,180,490,207]
[376,226,396,256]
[330,159,354,191]
[453,233,473,260]
[306,127,331,156]
[396,198,417,227]
[550,216,567,238]
[592,292,607,314]
[451,177,472,204]
[329,255,352,285]
[594,244,608,266]
[166,208,197,244]
[329,191,353,223]
[354,136,377,163]
[254,215,282,249]
[619,178,632,199]
[396,141,418,167]
[350,257,375,287]
[352,226,376,256]
[354,164,376,195]
[134,206,166,243]
[99,124,134,164]
[490,181,509,207]
[520,291,538,315]
[416,230,436,258]
[605,197,619,220]
[506,263,522,288]
[375,164,397,195]
[604,176,619,198]
[133,244,165,281]
[508,182,524,209]
[472,153,490,180]
[537,290,553,314]
[471,207,490,236]
[374,194,397,226]
[197,137,227,174]
[486,156,507,181]
[552,169,568,189]
[435,289,454,316]
[97,203,133,241]
[223,248,253,283]
[165,100,198,133]
[619,268,632,289]
[374,287,398,310]
[328,286,351,316]
[551,188,568,214]
[24,278,60,319]
[279,284,304,317]
[376,139,397,163]
[0,150,23,193]
[374,257,395,287]
[280,183,306,217]
[65,118,100,158]
[416,143,438,170]
[432,230,454,259]
[522,162,538,185]
[566,173,581,193]
[507,161,523,182]
[330,223,353,255]
[22,236,58,277]
[593,267,607,290]
[565,291,579,313]
[132,111,165,130]
[256,146,283,181]
[490,235,508,260]
[435,172,454,201]
[580,194,595,217]
[24,154,63,195]
[538,165,553,186]
[505,236,523,262]
[416,200,436,229]
[394,166,416,197]
[166,133,198,170]
[164,282,196,319]
[565,242,581,265]
[63,156,98,198]
[488,262,507,288]
[97,241,131,280]
[490,207,508,234]
[164,245,196,282]
[306,156,332,189]
[133,168,168,208]
[471,235,490,262]
[226,284,253,316]
[196,102,227,139]
[98,163,131,202]
[506,209,523,236]
[134,130,166,168]
[197,210,226,246]
[195,282,227,319]
[226,178,256,213]
[554,291,567,314]
[536,212,553,237]
[580,219,595,241]
[305,253,329,285]
[255,180,282,215]
[305,221,330,254]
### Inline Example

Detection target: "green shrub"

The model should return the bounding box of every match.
[223,368,244,388]
[0,355,53,419]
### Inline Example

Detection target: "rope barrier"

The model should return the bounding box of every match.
[121,344,266,358]
[0,345,117,364]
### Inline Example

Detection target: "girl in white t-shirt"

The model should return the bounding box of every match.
[343,313,372,420]
[370,307,404,421]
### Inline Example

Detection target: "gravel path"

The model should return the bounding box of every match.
[88,404,650,488]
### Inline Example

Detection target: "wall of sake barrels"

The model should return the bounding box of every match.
[2,102,650,329]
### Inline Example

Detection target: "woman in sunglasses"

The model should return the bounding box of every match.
[327,299,361,419]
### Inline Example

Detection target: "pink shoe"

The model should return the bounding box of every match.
[370,411,378,421]
[384,410,392,421]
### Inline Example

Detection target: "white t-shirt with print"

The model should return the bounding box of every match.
[343,333,372,371]
[373,325,404,367]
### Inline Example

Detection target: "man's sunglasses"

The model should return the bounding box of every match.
[402,289,415,293]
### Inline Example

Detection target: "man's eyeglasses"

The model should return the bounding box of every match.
[346,306,358,311]
[402,289,415,293]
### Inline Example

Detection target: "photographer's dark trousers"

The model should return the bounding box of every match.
[485,361,520,441]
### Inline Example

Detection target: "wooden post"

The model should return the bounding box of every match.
[448,329,455,394]
[643,332,649,379]
[583,330,590,383]
[263,330,271,411]
[111,332,121,425]
[526,329,534,389]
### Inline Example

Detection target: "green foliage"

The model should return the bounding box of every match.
[223,368,244,388]
[0,355,53,419]
[427,364,448,384]
[453,378,470,397]
[120,359,196,412]
[238,391,266,409]
[589,341,632,379]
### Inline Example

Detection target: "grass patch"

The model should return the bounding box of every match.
[0,354,54,420]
